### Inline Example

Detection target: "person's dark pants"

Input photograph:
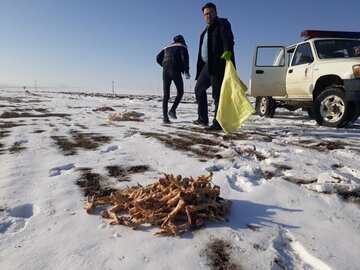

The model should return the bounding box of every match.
[163,68,184,119]
[194,63,223,127]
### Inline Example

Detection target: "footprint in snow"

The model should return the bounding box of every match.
[227,174,245,192]
[304,164,360,195]
[49,163,76,177]
[100,145,120,154]
[226,174,262,192]
[227,167,266,193]
[15,139,29,144]
[271,227,331,270]
[204,164,226,172]
[0,203,38,234]
[333,164,360,181]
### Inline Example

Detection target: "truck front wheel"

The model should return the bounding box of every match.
[314,87,349,127]
[255,97,275,117]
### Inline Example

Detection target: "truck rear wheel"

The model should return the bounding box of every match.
[314,87,349,127]
[255,96,275,117]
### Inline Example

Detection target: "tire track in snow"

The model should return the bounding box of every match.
[272,227,332,270]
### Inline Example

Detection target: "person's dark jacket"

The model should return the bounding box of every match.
[195,17,235,80]
[156,43,190,74]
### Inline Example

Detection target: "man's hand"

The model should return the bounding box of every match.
[185,72,191,79]
[221,51,232,61]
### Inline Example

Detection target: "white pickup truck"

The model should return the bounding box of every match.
[249,30,360,127]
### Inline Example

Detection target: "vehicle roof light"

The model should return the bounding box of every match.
[301,30,360,39]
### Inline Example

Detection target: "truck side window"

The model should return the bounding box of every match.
[292,43,314,66]
[255,47,285,67]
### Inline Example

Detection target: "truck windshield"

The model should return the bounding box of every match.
[315,39,360,59]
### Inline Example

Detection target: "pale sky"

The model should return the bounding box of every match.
[1,0,359,94]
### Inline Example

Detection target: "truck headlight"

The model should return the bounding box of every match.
[353,65,360,78]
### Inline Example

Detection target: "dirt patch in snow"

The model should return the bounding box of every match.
[202,238,244,270]
[8,141,27,154]
[32,130,46,134]
[140,131,226,160]
[233,147,267,161]
[293,139,347,151]
[341,194,360,205]
[105,165,151,182]
[282,176,317,185]
[0,111,70,119]
[76,168,117,197]
[51,130,112,155]
[76,165,152,197]
[0,121,25,140]
[0,143,5,155]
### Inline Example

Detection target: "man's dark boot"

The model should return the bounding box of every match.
[193,118,208,126]
[168,110,177,119]
[205,124,222,131]
[163,117,171,124]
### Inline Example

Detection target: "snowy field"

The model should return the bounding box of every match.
[0,89,360,270]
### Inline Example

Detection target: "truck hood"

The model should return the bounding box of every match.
[315,57,360,65]
[314,58,360,79]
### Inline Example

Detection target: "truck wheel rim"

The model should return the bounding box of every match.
[320,95,345,123]
[259,98,267,114]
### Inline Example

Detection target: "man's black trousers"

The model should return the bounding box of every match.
[162,68,183,118]
[194,63,223,127]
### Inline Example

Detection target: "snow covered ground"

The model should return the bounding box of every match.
[0,89,360,270]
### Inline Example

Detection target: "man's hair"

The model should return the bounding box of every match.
[173,35,186,45]
[202,2,217,12]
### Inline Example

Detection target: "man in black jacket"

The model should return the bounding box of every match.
[157,35,190,124]
[194,2,235,130]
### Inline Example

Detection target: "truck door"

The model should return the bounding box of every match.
[286,42,314,98]
[250,46,288,97]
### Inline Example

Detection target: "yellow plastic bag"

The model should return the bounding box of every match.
[216,61,255,133]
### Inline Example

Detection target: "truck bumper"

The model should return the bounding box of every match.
[344,79,360,101]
